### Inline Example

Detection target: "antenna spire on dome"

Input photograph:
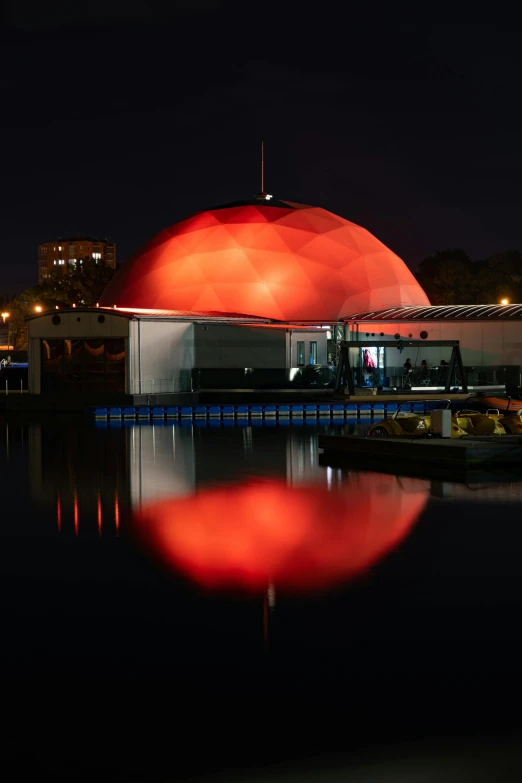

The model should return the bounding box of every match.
[256,140,272,201]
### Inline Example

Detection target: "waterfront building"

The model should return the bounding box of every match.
[24,193,522,399]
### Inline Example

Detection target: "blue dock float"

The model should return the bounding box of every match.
[89,398,460,424]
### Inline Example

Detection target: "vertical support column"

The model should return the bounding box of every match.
[454,344,468,394]
[445,346,458,393]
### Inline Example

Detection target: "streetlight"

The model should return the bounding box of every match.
[1,312,9,323]
[500,298,510,305]
[34,305,42,313]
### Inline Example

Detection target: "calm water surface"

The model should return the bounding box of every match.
[2,416,522,779]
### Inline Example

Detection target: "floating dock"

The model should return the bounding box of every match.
[318,433,522,467]
[89,396,468,423]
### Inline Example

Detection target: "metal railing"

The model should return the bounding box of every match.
[355,365,520,391]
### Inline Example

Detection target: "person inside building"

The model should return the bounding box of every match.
[420,359,431,385]
[402,357,413,389]
[438,359,449,385]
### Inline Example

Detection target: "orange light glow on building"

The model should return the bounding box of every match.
[73,489,79,536]
[57,492,62,532]
[97,493,103,536]
[100,201,429,320]
[133,474,428,593]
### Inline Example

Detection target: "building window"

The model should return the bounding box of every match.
[297,341,305,366]
[41,338,126,393]
[309,341,318,365]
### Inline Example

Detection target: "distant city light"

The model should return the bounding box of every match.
[500,298,509,305]
[34,305,42,313]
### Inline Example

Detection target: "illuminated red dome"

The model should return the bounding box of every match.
[100,199,429,320]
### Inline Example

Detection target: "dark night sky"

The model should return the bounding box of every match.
[3,10,522,293]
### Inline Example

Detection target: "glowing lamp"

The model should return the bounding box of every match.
[500,298,509,305]
[34,305,42,313]
[133,475,428,593]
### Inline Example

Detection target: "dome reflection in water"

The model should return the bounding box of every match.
[133,473,429,593]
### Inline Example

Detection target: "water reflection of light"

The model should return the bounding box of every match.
[73,489,79,536]
[57,492,61,533]
[129,425,195,508]
[133,473,428,594]
[97,493,103,536]
[326,466,333,491]
[115,490,120,535]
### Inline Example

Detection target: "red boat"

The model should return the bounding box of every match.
[474,395,522,413]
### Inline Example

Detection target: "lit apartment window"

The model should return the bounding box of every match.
[92,252,101,260]
[53,260,57,265]
[58,246,62,251]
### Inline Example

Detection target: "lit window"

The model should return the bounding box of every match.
[309,341,318,365]
[58,246,62,251]
[297,341,305,366]
[53,260,57,265]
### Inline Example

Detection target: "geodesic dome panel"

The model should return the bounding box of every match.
[99,200,430,320]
